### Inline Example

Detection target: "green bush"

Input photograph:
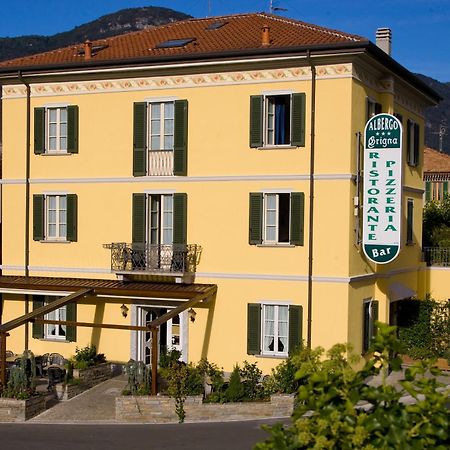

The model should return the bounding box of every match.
[398,298,450,359]
[255,323,450,449]
[2,350,36,399]
[123,359,151,396]
[224,365,245,402]
[72,344,105,369]
[159,348,182,369]
[240,361,265,400]
[263,355,299,395]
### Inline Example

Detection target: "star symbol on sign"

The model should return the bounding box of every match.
[387,132,391,136]
[376,132,380,136]
[381,132,385,136]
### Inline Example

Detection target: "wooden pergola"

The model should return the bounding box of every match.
[0,276,217,395]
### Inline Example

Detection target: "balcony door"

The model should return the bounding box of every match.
[147,194,173,270]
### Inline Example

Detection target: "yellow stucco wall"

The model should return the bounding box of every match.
[0,60,438,372]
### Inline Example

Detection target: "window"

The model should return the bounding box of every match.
[34,105,78,154]
[33,194,78,242]
[133,100,188,176]
[366,98,382,120]
[46,195,67,240]
[250,93,306,148]
[149,194,174,245]
[45,303,67,340]
[406,198,414,245]
[362,299,378,353]
[247,303,303,356]
[156,38,195,48]
[407,119,420,166]
[425,181,448,202]
[32,295,77,342]
[249,192,305,246]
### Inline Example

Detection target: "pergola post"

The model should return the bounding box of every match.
[151,327,158,396]
[0,332,8,389]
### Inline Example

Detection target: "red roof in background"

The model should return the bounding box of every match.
[0,13,366,69]
[424,147,450,173]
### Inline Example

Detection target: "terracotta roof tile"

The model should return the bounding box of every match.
[0,13,366,69]
[424,147,450,173]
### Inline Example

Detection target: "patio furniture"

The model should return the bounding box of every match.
[47,353,67,389]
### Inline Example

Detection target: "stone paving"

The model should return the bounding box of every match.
[29,374,127,424]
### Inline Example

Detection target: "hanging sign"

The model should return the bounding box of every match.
[363,113,402,264]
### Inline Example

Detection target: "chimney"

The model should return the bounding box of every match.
[84,40,93,60]
[376,28,392,55]
[261,25,270,46]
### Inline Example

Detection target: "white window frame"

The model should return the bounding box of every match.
[147,194,173,245]
[45,194,67,241]
[263,193,291,244]
[46,106,68,153]
[44,300,67,341]
[147,101,175,152]
[263,93,292,147]
[431,182,445,202]
[261,303,289,357]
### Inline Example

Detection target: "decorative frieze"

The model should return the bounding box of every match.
[2,64,353,99]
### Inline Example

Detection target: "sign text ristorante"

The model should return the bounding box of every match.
[363,113,402,264]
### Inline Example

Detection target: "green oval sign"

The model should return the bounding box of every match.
[363,113,403,264]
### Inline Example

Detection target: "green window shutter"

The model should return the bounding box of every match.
[407,200,414,244]
[291,93,306,147]
[288,305,303,354]
[249,95,263,148]
[33,195,45,241]
[173,193,187,245]
[247,303,261,355]
[132,193,146,244]
[249,193,263,245]
[32,295,45,339]
[66,194,78,242]
[372,300,379,325]
[34,107,45,154]
[362,301,370,353]
[413,123,420,166]
[67,105,79,153]
[444,182,448,198]
[425,181,431,202]
[133,102,147,177]
[66,302,77,342]
[406,119,412,165]
[173,100,188,176]
[290,192,305,246]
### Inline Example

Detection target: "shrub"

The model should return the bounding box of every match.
[2,350,36,399]
[263,356,299,395]
[239,361,265,400]
[123,359,151,396]
[256,323,450,449]
[224,365,245,402]
[72,344,105,369]
[159,348,182,369]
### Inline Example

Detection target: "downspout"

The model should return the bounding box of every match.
[17,71,31,350]
[306,51,316,349]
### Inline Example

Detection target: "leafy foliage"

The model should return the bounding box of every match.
[398,298,450,360]
[224,365,245,402]
[240,361,265,400]
[72,344,106,369]
[423,195,450,247]
[2,350,36,399]
[255,323,450,449]
[123,359,151,396]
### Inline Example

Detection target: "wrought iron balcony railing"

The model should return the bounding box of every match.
[423,247,450,267]
[103,243,201,274]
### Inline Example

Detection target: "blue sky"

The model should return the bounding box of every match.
[1,1,449,82]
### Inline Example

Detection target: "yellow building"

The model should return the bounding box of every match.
[0,14,441,379]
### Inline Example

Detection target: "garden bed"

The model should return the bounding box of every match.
[116,394,294,424]
[0,394,46,422]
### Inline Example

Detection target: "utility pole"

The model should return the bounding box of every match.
[431,121,447,153]
[269,0,287,14]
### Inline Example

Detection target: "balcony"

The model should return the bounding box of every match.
[148,150,173,176]
[423,247,450,267]
[103,243,201,282]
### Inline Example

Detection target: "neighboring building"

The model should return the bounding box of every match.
[424,147,450,202]
[0,13,442,378]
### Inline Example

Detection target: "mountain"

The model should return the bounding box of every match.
[0,6,191,61]
[416,74,450,154]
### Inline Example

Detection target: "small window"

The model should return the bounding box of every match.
[262,304,289,356]
[206,22,228,30]
[156,38,195,49]
[264,193,290,243]
[407,119,420,166]
[148,102,175,151]
[406,198,414,245]
[45,302,67,340]
[367,98,382,120]
[427,181,448,202]
[46,195,67,240]
[362,299,378,353]
[47,107,68,152]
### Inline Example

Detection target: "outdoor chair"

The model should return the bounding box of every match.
[47,353,68,389]
[5,350,14,358]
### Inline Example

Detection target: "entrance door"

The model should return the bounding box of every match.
[136,307,184,364]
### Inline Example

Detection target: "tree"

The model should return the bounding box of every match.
[255,323,450,449]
